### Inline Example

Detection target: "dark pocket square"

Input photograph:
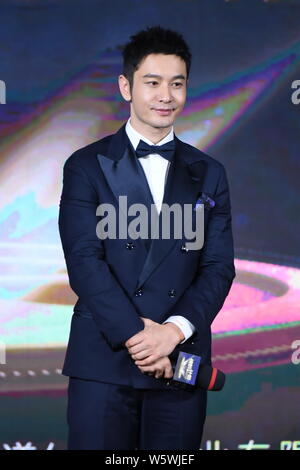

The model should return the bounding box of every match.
[194,192,215,211]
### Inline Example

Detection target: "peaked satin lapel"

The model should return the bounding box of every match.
[96,123,207,288]
[97,124,156,254]
[97,147,156,216]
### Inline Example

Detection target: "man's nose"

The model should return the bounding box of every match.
[158,84,173,102]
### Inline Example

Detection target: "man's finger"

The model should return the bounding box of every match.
[125,334,145,348]
[138,365,163,374]
[131,349,152,360]
[128,340,151,355]
[164,366,174,378]
[135,355,157,366]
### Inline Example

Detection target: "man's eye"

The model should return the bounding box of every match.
[145,81,183,87]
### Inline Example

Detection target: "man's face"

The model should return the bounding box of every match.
[119,53,187,139]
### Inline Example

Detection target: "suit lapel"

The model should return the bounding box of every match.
[96,123,208,288]
[97,124,156,253]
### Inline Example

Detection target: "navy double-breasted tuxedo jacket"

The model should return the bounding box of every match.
[58,122,236,390]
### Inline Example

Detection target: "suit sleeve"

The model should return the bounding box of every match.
[166,163,236,335]
[58,155,144,350]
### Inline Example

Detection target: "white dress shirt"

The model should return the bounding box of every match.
[125,117,195,344]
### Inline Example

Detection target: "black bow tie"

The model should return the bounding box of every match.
[135,139,175,162]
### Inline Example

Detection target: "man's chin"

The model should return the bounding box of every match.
[149,118,175,129]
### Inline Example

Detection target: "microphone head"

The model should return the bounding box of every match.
[197,364,226,391]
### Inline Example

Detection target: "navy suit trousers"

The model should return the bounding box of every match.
[67,376,207,450]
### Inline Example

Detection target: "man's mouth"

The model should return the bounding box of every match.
[153,108,174,116]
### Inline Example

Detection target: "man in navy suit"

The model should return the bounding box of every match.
[58,26,235,450]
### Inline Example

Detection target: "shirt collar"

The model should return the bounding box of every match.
[125,117,174,151]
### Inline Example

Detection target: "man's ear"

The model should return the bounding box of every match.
[118,74,132,103]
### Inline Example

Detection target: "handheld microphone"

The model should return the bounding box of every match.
[169,351,226,391]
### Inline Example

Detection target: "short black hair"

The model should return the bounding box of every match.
[121,25,192,91]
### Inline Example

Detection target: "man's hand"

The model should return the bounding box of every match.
[136,355,174,379]
[125,317,184,366]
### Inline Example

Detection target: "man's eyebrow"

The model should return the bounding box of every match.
[142,73,186,80]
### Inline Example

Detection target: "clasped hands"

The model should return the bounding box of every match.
[124,317,184,379]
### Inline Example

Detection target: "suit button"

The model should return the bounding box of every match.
[191,342,194,345]
[168,289,176,298]
[166,381,170,386]
[134,288,143,297]
[126,242,134,250]
[180,245,189,253]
